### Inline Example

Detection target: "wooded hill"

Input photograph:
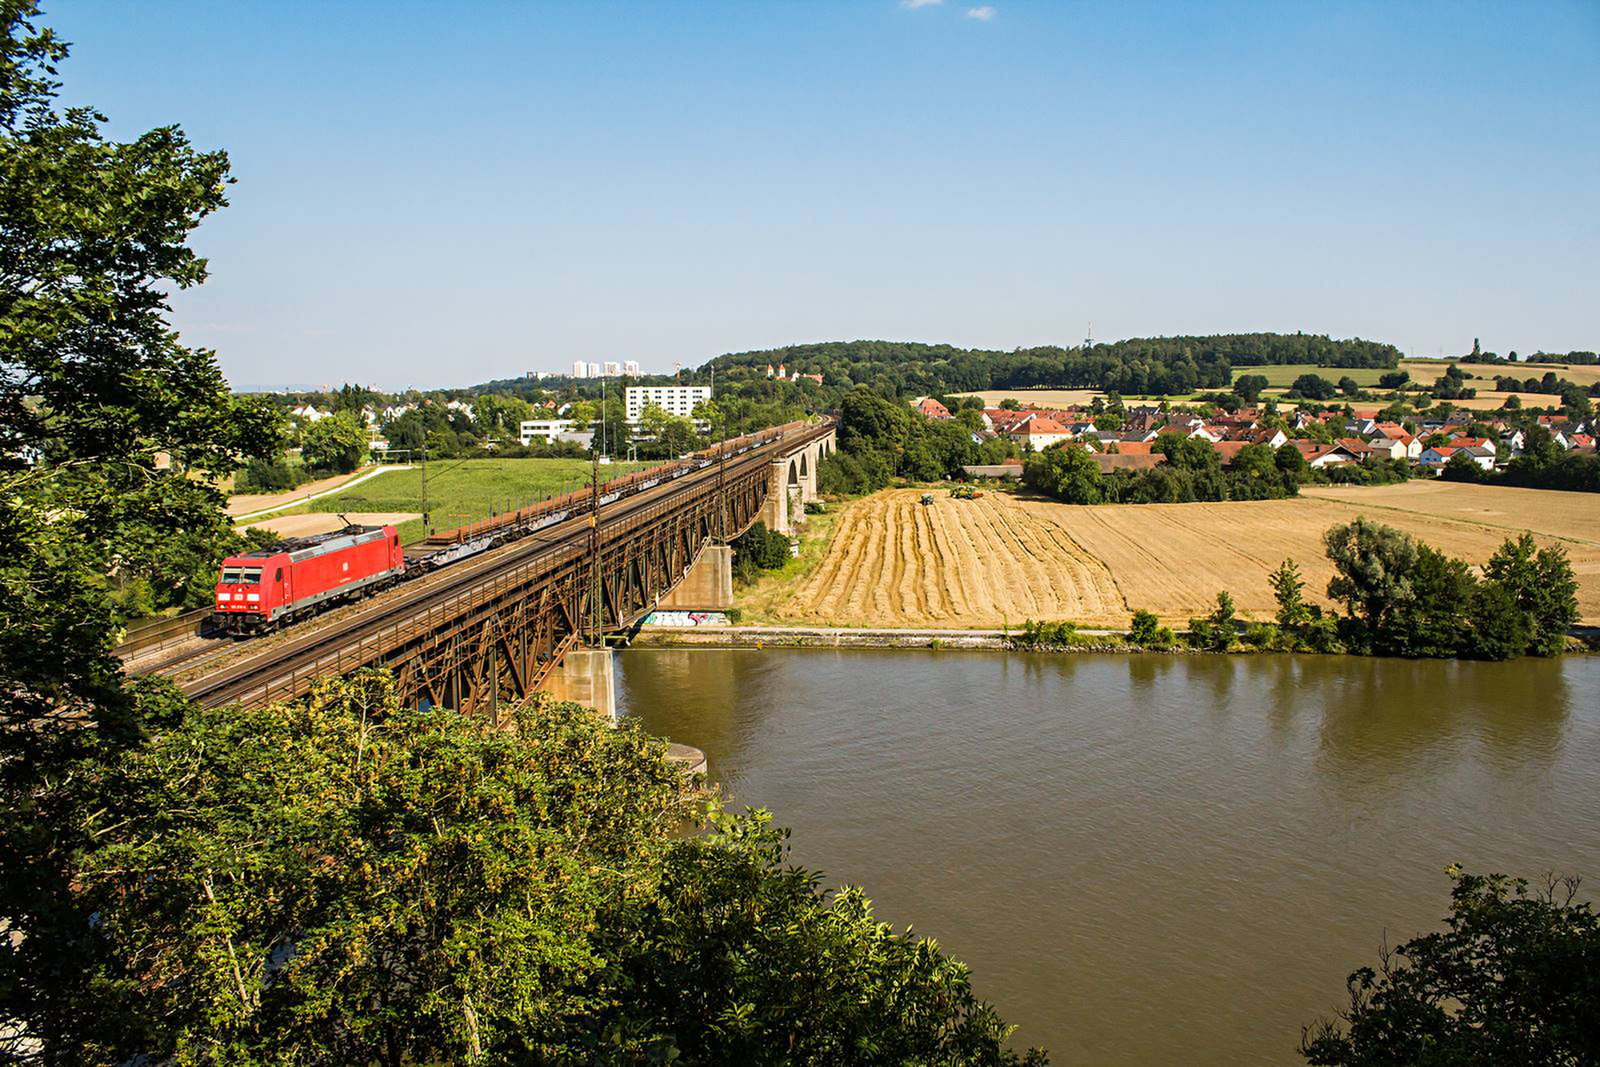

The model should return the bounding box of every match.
[699,333,1403,398]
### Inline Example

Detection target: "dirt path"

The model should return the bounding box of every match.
[227,465,411,519]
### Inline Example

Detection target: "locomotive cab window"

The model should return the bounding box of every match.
[240,568,263,585]
[274,568,283,581]
[221,568,243,584]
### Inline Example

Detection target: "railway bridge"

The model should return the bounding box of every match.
[171,419,836,719]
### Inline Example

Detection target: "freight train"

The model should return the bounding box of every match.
[213,418,820,638]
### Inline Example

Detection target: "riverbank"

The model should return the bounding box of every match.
[632,623,1598,655]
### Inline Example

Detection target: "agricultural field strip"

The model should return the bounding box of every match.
[778,488,1600,628]
[783,493,1125,627]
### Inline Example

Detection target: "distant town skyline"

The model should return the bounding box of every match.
[56,1,1599,390]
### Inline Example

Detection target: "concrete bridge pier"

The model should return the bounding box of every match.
[759,458,795,535]
[542,647,617,722]
[658,544,733,610]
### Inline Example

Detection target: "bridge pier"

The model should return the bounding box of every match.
[657,544,732,610]
[541,647,617,722]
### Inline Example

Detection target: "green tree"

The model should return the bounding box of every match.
[0,4,282,1046]
[1289,374,1338,400]
[1467,580,1531,660]
[470,392,532,438]
[1234,373,1270,403]
[1275,441,1311,482]
[1302,868,1600,1067]
[1023,444,1104,503]
[1338,375,1361,396]
[64,672,1044,1065]
[301,410,367,473]
[1483,533,1578,656]
[1323,519,1420,653]
[1270,559,1309,631]
[1387,544,1474,657]
[1128,608,1160,645]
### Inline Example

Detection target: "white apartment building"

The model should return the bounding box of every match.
[622,360,640,377]
[572,360,589,379]
[520,418,576,445]
[603,360,621,377]
[625,385,711,424]
[586,361,601,378]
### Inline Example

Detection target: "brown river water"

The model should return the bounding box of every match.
[616,648,1600,1066]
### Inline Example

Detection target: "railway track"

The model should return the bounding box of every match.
[171,422,828,709]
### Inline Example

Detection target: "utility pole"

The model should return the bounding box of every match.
[420,443,430,535]
[589,424,601,647]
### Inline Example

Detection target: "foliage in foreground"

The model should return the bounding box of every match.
[1302,868,1600,1066]
[17,672,1045,1066]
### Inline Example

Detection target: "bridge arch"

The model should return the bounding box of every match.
[799,452,808,476]
[788,458,800,486]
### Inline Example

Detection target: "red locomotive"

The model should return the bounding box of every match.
[214,524,405,635]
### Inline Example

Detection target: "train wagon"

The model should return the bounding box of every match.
[214,524,405,635]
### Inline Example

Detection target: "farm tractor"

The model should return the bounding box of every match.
[949,485,984,500]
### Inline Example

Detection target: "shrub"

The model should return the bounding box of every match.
[1128,609,1160,645]
[1243,622,1278,649]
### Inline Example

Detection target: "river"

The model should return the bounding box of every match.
[616,648,1600,1066]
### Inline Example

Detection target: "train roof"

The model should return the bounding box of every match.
[233,524,390,562]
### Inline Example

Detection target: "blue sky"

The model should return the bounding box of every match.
[53,1,1599,389]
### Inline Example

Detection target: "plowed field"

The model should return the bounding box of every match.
[776,484,1600,628]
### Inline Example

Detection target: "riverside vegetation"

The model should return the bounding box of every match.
[1013,519,1579,661]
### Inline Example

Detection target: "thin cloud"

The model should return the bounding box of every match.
[966,5,997,19]
[901,0,943,8]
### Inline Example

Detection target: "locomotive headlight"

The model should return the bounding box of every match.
[217,593,230,602]
[246,593,260,602]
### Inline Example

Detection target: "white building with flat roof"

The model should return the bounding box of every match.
[603,360,621,377]
[622,360,640,377]
[520,418,576,445]
[572,359,589,379]
[625,385,711,424]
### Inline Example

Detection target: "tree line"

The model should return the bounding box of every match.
[698,333,1400,400]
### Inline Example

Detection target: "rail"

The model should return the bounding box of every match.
[182,419,832,708]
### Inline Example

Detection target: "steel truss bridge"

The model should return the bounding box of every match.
[177,418,835,716]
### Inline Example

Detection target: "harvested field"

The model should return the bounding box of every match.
[1400,358,1600,387]
[782,490,1123,627]
[1434,391,1562,410]
[773,484,1600,629]
[952,389,1102,408]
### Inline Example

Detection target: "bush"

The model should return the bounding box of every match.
[1243,622,1278,649]
[1128,609,1160,645]
[731,522,791,582]
[1300,614,1345,654]
[1011,619,1079,648]
[235,458,306,493]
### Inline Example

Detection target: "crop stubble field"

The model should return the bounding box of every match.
[777,483,1600,628]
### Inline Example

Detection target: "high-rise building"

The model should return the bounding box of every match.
[603,360,621,377]
[586,361,601,378]
[622,360,640,377]
[572,359,588,379]
[625,385,712,425]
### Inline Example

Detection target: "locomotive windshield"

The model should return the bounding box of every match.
[221,567,242,584]
[219,567,262,585]
[239,568,262,584]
